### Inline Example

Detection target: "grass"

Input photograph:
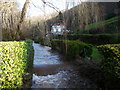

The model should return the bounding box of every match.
[85,16,120,30]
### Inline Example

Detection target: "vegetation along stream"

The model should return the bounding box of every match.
[31,42,97,88]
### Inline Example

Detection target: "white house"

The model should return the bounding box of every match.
[51,24,65,35]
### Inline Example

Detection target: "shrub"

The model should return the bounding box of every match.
[51,39,93,60]
[51,39,63,51]
[91,47,103,62]
[97,44,120,79]
[0,40,34,88]
[53,33,120,45]
[25,40,34,72]
[34,37,40,43]
[67,33,120,45]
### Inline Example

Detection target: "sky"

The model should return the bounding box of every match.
[17,0,80,17]
[16,0,120,17]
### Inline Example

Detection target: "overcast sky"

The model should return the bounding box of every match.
[17,0,80,17]
[16,0,120,17]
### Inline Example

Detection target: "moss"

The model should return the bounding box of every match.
[0,40,34,88]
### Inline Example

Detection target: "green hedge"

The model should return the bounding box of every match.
[0,40,34,88]
[97,44,120,79]
[51,39,93,60]
[55,34,120,45]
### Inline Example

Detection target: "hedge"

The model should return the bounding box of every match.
[54,33,120,45]
[97,44,120,79]
[51,39,93,60]
[0,40,34,88]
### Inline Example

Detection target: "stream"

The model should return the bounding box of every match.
[31,42,97,88]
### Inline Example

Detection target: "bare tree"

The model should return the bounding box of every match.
[77,2,104,31]
[0,0,20,40]
[17,0,30,40]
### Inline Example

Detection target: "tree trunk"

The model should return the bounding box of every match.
[17,0,30,40]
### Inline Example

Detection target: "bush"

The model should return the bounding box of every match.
[0,40,34,88]
[97,44,120,79]
[53,33,120,45]
[91,47,103,62]
[34,37,40,43]
[25,40,34,72]
[67,33,120,45]
[51,39,93,60]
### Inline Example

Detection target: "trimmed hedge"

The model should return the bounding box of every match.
[54,34,120,45]
[51,39,93,60]
[0,40,34,88]
[97,44,120,79]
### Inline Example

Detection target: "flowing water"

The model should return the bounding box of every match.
[31,42,97,88]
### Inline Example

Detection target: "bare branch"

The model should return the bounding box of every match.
[41,0,59,12]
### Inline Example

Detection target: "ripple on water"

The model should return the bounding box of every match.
[33,43,63,65]
[31,68,97,88]
[31,71,70,88]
